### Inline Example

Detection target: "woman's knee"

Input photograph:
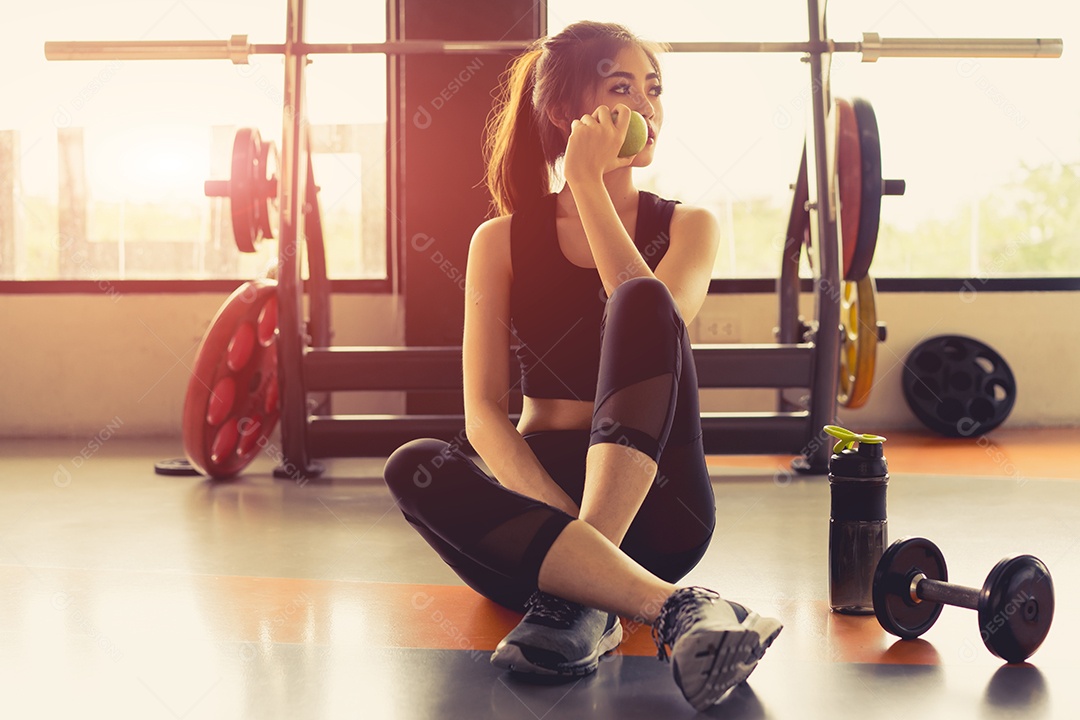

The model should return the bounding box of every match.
[382,438,453,498]
[654,531,714,583]
[626,524,714,583]
[608,276,677,315]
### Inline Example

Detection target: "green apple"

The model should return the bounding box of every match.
[618,109,648,158]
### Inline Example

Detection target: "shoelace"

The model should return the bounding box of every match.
[524,591,584,628]
[651,586,721,661]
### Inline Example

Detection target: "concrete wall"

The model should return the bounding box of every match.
[0,288,1076,439]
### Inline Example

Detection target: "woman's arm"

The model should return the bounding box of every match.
[652,205,721,325]
[563,105,650,298]
[564,106,720,325]
[462,217,580,516]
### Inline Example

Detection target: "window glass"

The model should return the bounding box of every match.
[1,1,387,281]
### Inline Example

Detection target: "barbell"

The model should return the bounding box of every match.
[44,33,1062,63]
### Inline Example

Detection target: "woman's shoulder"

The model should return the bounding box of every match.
[667,201,718,226]
[473,194,559,266]
[469,215,513,264]
[670,202,716,221]
[473,213,513,240]
[666,201,721,246]
[473,193,555,242]
[637,192,716,234]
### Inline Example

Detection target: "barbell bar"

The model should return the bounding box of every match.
[44,32,1062,63]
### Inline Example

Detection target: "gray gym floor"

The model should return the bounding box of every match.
[1,435,1076,719]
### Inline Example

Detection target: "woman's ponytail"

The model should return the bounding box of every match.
[484,48,548,216]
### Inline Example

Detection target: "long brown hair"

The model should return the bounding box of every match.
[484,22,664,216]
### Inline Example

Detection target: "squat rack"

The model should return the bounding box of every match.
[46,0,1061,475]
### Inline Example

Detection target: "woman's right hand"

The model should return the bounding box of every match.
[563,103,636,189]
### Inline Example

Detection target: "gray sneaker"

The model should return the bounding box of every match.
[652,586,783,711]
[490,591,623,677]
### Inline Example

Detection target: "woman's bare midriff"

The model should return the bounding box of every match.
[516,396,594,435]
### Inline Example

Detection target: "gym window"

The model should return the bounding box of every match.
[1,1,1077,286]
[1,0,387,283]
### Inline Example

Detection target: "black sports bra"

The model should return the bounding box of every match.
[508,191,678,401]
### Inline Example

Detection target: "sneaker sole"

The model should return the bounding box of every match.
[490,618,624,677]
[672,613,783,712]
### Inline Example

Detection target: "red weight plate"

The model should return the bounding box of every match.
[263,377,280,415]
[206,376,236,427]
[183,279,282,479]
[231,128,260,253]
[847,98,882,281]
[835,98,862,281]
[236,415,263,457]
[210,419,240,465]
[226,322,256,372]
[258,140,280,241]
[257,295,278,347]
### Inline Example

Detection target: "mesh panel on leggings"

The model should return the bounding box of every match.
[589,373,676,462]
[383,440,575,610]
[465,506,572,581]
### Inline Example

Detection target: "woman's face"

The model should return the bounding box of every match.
[580,44,664,167]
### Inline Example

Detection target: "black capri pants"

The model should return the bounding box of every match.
[383,277,715,611]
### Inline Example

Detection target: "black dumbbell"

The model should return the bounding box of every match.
[872,537,1054,663]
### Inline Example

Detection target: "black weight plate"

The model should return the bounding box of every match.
[846,97,881,281]
[153,458,203,477]
[978,555,1055,663]
[873,537,947,640]
[901,335,1016,437]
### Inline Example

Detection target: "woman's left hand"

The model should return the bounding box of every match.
[563,103,636,189]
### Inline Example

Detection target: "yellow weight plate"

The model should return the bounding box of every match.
[838,275,878,408]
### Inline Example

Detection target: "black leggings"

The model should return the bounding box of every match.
[382,277,715,611]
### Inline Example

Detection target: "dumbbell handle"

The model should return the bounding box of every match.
[912,573,980,610]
